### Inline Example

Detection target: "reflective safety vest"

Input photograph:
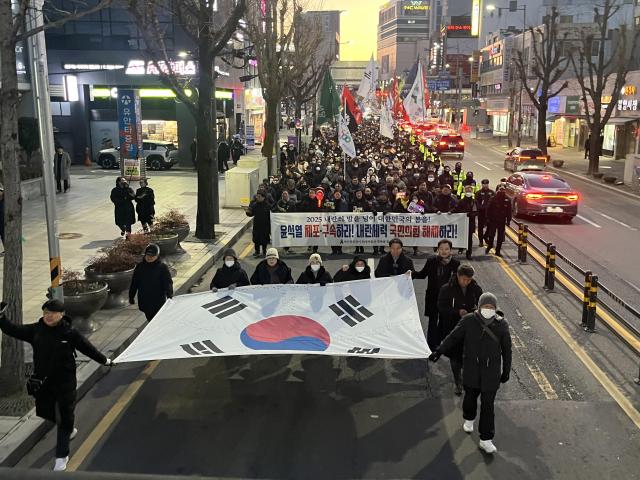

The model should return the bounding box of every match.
[457,179,480,197]
[451,170,465,190]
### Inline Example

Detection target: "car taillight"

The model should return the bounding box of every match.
[566,193,579,201]
[459,141,465,146]
[519,156,531,160]
[525,193,544,200]
[439,141,447,146]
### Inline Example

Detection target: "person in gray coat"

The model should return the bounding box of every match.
[429,292,512,455]
[54,145,72,193]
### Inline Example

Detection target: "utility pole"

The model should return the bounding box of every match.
[26,0,63,300]
[516,4,527,146]
[456,63,462,131]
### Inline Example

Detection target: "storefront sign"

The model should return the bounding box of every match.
[471,0,480,37]
[64,63,124,71]
[566,96,581,114]
[245,125,255,148]
[447,16,472,38]
[617,99,638,111]
[117,89,143,179]
[403,0,429,11]
[548,96,561,114]
[427,78,451,91]
[622,85,637,96]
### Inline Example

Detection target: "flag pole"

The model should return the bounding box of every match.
[343,85,347,181]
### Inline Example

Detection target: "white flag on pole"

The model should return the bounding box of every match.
[338,112,357,158]
[114,275,430,362]
[403,61,425,123]
[380,97,394,139]
[357,55,378,101]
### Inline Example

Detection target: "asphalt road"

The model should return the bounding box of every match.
[461,141,640,326]
[15,228,640,479]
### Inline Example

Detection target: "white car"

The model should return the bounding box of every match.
[97,140,180,170]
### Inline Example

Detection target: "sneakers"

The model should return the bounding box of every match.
[70,428,78,440]
[463,420,474,433]
[478,439,497,454]
[53,456,69,471]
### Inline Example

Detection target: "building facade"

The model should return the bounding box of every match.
[300,10,341,61]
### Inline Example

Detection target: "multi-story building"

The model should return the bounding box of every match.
[377,0,431,81]
[38,0,244,163]
[300,10,341,61]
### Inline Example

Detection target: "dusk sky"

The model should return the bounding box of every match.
[318,0,387,61]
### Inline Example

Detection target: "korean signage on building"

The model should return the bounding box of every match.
[616,85,638,112]
[402,0,430,11]
[565,96,581,114]
[117,89,143,179]
[447,16,472,38]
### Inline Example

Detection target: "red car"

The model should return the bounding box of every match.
[435,134,465,159]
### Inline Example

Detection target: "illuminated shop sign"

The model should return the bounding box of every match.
[124,60,230,77]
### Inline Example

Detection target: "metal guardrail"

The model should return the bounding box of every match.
[507,220,640,382]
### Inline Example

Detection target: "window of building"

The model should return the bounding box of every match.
[382,55,390,74]
[559,15,573,23]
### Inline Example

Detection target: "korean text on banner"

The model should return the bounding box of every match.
[271,212,469,248]
[114,275,430,362]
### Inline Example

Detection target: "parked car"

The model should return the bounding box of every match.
[434,134,464,159]
[503,147,549,172]
[97,141,180,170]
[504,171,579,222]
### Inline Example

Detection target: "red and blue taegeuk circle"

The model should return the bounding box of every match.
[240,315,331,351]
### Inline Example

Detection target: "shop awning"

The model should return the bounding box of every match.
[606,117,638,125]
[546,115,561,122]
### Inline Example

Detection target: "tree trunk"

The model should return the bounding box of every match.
[294,99,302,121]
[194,38,218,240]
[588,121,601,175]
[537,103,548,154]
[262,97,278,176]
[0,1,25,395]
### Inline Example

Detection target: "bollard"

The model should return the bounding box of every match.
[585,274,598,333]
[517,223,524,262]
[635,364,640,385]
[544,243,552,288]
[581,270,592,327]
[521,225,529,263]
[547,244,556,290]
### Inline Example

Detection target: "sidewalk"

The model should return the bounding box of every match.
[0,155,257,465]
[474,136,639,197]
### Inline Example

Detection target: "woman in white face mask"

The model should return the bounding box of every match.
[210,248,250,291]
[334,256,371,282]
[429,292,512,456]
[296,253,333,286]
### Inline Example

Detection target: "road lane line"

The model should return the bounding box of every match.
[67,360,161,471]
[495,256,640,430]
[526,364,559,400]
[576,214,602,228]
[474,161,491,170]
[239,241,254,259]
[596,211,638,231]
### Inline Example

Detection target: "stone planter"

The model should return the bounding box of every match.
[552,160,564,168]
[170,224,190,244]
[62,280,109,333]
[603,176,617,183]
[149,233,179,256]
[84,266,135,309]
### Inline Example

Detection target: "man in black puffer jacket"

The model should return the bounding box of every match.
[374,238,414,278]
[210,248,250,290]
[437,264,483,395]
[129,243,174,321]
[430,292,512,455]
[250,248,294,285]
[0,299,112,471]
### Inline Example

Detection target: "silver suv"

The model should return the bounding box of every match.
[97,140,180,170]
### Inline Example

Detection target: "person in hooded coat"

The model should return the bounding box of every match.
[246,191,271,258]
[129,243,174,321]
[134,178,155,232]
[334,256,371,282]
[296,253,333,285]
[250,248,294,285]
[210,248,250,290]
[437,264,483,395]
[430,292,512,455]
[110,176,136,236]
[0,299,112,471]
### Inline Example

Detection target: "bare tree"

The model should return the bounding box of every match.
[128,0,246,239]
[513,8,569,154]
[287,11,333,121]
[570,0,640,174]
[0,0,113,396]
[244,0,300,174]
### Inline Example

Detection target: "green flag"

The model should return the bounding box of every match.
[317,71,340,125]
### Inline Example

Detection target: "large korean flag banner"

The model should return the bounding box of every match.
[114,275,430,362]
[271,212,468,248]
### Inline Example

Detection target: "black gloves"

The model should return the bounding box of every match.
[500,371,509,383]
[428,352,441,362]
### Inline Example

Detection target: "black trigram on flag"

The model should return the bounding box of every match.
[329,295,374,327]
[181,340,224,356]
[201,295,247,319]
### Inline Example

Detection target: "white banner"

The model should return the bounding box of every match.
[357,55,378,101]
[338,112,356,158]
[271,212,469,248]
[403,61,425,124]
[380,97,394,139]
[114,275,430,362]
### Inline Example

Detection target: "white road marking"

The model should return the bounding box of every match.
[596,211,638,231]
[625,281,640,294]
[576,214,602,228]
[474,161,491,170]
[599,166,612,169]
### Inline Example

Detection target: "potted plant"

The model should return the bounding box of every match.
[153,209,190,244]
[61,270,109,332]
[85,237,144,309]
[148,231,179,255]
